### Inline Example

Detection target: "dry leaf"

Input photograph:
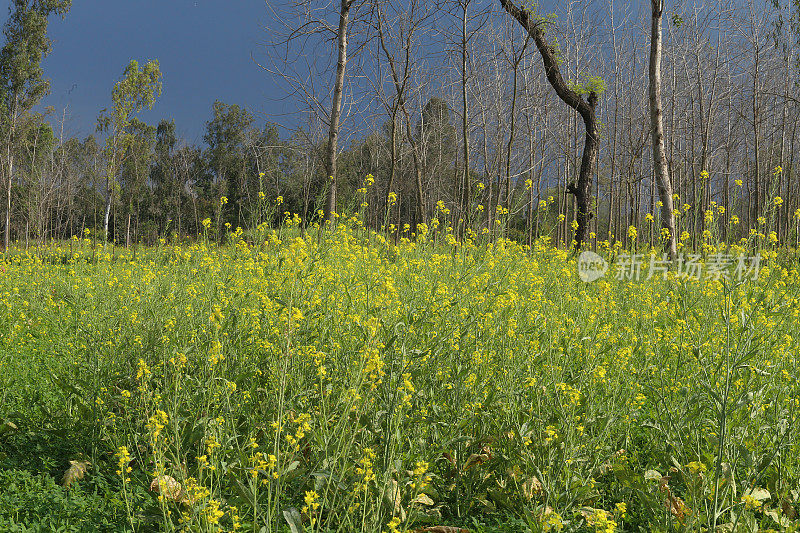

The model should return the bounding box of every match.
[383,479,406,521]
[62,460,91,488]
[411,493,435,506]
[666,494,690,523]
[441,452,457,468]
[522,476,543,500]
[463,453,489,471]
[150,475,185,503]
[782,498,797,519]
[596,461,613,476]
[656,474,689,523]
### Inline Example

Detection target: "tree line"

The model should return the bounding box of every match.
[3,0,800,250]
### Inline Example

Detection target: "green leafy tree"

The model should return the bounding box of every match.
[0,0,70,250]
[96,59,162,242]
[150,119,180,234]
[57,134,103,235]
[119,118,156,244]
[203,100,254,232]
[18,116,56,241]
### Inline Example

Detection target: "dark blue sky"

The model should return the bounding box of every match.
[3,0,276,143]
[2,0,611,146]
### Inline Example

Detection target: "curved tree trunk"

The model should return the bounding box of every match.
[498,0,598,249]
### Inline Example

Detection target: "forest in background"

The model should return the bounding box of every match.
[3,0,800,250]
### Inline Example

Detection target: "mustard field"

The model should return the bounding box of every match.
[1,226,799,532]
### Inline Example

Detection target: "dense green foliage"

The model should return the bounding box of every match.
[1,221,799,531]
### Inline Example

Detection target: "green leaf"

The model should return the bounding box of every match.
[283,507,304,533]
[281,460,300,476]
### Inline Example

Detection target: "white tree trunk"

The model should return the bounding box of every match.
[649,0,678,260]
[4,152,13,251]
[103,176,113,239]
[323,0,353,224]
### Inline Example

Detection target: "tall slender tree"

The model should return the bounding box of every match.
[324,0,357,224]
[373,0,430,229]
[96,59,162,242]
[0,0,70,250]
[649,0,678,259]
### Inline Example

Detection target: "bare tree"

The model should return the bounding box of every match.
[323,0,357,223]
[262,0,369,225]
[499,0,599,249]
[370,0,432,230]
[437,0,487,235]
[650,0,678,259]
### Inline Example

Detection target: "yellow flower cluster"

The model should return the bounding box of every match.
[116,446,132,482]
